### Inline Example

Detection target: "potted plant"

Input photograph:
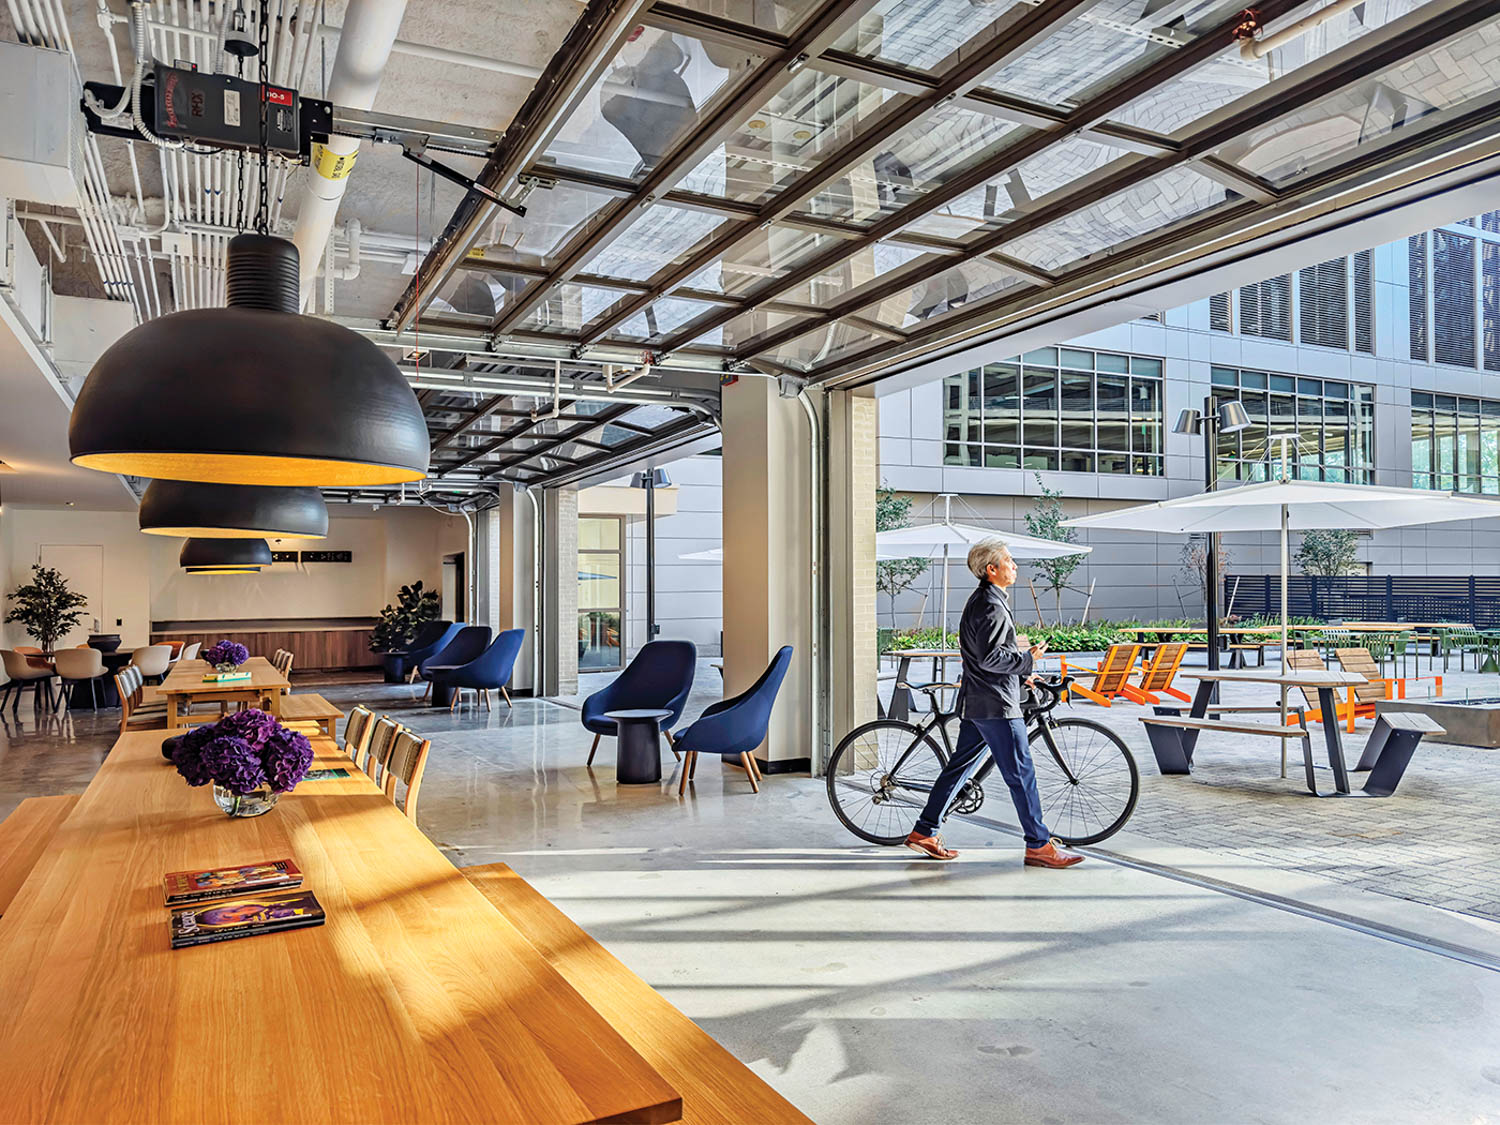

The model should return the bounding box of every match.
[371,581,440,682]
[202,639,250,675]
[164,709,314,818]
[4,564,90,656]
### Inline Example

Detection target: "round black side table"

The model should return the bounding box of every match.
[605,709,672,784]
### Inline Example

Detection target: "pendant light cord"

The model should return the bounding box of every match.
[256,1,270,236]
[413,161,421,369]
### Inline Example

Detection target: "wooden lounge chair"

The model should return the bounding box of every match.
[1286,649,1368,731]
[1061,644,1144,706]
[1333,647,1443,711]
[1130,642,1192,704]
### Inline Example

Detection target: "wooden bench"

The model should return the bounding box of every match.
[1141,712,1316,787]
[277,692,343,738]
[0,795,79,916]
[462,862,812,1125]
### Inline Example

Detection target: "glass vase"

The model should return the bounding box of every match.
[212,784,280,818]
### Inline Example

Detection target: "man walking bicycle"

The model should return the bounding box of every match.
[904,539,1083,868]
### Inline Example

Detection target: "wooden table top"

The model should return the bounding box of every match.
[159,656,290,697]
[1183,668,1366,687]
[1115,626,1201,635]
[0,731,680,1124]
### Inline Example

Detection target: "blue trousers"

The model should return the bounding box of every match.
[914,717,1050,849]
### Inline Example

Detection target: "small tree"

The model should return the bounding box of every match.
[1296,528,1361,576]
[370,580,441,652]
[5,564,89,654]
[1178,535,1231,614]
[1023,474,1083,623]
[875,485,927,629]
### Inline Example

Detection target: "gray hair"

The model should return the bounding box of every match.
[967,538,1013,579]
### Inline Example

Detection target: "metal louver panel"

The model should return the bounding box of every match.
[1210,292,1231,332]
[1483,211,1500,234]
[1409,234,1428,362]
[1238,275,1291,341]
[1298,257,1348,349]
[1353,250,1374,354]
[1433,230,1476,368]
[1484,241,1500,373]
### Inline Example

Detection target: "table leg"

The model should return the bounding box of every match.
[267,688,282,718]
[890,656,912,723]
[167,695,179,728]
[1189,678,1215,720]
[1315,687,1352,794]
[615,720,663,785]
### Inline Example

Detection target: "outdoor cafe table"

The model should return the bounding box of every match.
[158,656,290,726]
[0,729,681,1124]
[1179,668,1368,794]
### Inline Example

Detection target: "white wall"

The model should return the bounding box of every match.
[2,505,467,649]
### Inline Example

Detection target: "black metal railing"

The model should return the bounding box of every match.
[1224,574,1500,626]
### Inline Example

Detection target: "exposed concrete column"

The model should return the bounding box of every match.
[829,390,879,747]
[721,377,814,771]
[541,487,579,698]
[472,508,502,635]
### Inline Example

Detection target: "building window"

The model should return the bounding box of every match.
[1298,257,1348,349]
[1209,292,1231,332]
[942,348,1164,476]
[1410,391,1500,494]
[1239,274,1292,340]
[1410,233,1428,361]
[1210,367,1375,483]
[1353,249,1375,355]
[1485,241,1500,373]
[578,516,623,671]
[1432,229,1476,368]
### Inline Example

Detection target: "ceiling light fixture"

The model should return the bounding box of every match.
[140,480,328,539]
[180,537,273,574]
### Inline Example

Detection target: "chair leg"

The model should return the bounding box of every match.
[662,729,681,761]
[422,680,431,703]
[740,752,761,793]
[449,688,460,713]
[678,751,694,795]
[748,755,763,783]
[501,687,512,708]
[586,733,600,766]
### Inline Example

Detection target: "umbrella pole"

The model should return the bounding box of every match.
[941,543,950,652]
[1280,501,1290,778]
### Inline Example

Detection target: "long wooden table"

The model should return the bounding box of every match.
[0,731,681,1123]
[159,656,290,726]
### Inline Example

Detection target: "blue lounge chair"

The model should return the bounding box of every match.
[397,620,458,682]
[582,640,696,766]
[675,646,793,794]
[417,625,492,704]
[430,629,526,712]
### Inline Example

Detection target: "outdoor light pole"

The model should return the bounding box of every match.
[1175,396,1251,671]
[633,468,670,641]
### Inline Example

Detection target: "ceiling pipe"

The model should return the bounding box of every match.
[289,0,408,306]
[1239,0,1363,60]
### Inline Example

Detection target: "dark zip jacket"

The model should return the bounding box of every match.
[956,580,1033,720]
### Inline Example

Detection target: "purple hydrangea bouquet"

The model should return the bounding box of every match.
[165,709,314,818]
[202,638,250,673]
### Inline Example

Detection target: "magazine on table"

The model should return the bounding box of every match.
[163,858,303,906]
[169,889,325,948]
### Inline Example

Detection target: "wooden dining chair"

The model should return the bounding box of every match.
[1061,644,1144,706]
[1130,642,1192,704]
[115,667,168,734]
[364,717,403,786]
[381,729,431,822]
[342,706,375,769]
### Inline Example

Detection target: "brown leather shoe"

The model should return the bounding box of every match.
[1024,839,1084,868]
[905,831,959,861]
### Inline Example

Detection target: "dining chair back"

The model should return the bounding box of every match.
[2,649,56,715]
[343,706,375,769]
[53,648,106,712]
[1332,648,1392,705]
[114,666,166,733]
[130,645,173,680]
[382,729,431,822]
[180,641,201,661]
[364,717,402,785]
[674,646,794,795]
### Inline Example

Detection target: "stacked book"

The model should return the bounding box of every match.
[164,858,324,949]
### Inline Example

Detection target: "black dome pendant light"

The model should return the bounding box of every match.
[69,2,427,488]
[140,480,328,539]
[70,233,429,486]
[180,537,274,574]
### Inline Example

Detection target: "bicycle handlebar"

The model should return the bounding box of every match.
[1024,673,1072,715]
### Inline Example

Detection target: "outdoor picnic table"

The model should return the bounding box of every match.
[1179,668,1367,794]
[886,648,961,721]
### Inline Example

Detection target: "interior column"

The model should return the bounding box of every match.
[720,377,814,771]
[541,486,579,698]
[828,389,880,755]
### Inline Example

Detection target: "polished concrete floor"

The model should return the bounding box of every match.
[4,671,1500,1123]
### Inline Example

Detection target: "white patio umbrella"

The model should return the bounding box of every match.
[878,509,1090,649]
[1063,441,1500,676]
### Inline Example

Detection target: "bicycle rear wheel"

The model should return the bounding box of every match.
[826,720,947,845]
[1030,718,1139,846]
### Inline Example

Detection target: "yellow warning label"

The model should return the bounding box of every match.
[311,143,358,181]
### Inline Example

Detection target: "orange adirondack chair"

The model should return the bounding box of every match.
[1131,642,1192,704]
[1061,644,1144,706]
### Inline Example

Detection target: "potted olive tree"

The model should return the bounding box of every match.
[5,564,90,656]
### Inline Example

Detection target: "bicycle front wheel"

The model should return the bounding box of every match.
[826,720,947,845]
[1030,718,1139,846]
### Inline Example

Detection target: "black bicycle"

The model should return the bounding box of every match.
[826,674,1139,847]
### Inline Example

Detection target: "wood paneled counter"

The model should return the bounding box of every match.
[151,618,378,671]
